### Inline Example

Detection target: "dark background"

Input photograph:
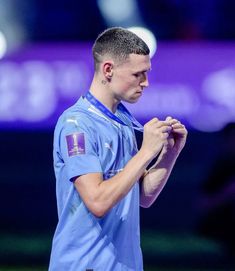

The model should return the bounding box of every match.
[13,0,235,41]
[1,0,235,270]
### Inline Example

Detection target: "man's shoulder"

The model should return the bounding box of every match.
[61,97,91,119]
[55,97,95,132]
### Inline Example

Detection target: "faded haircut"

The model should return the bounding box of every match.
[92,27,150,71]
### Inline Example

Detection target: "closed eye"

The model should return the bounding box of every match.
[133,71,148,79]
[133,73,140,77]
[133,68,150,76]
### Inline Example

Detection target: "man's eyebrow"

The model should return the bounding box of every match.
[134,67,151,73]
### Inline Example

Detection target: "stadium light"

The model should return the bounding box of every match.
[128,26,157,58]
[0,31,7,59]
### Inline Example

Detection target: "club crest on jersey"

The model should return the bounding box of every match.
[66,132,85,156]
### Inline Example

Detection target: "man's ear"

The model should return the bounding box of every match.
[102,61,114,81]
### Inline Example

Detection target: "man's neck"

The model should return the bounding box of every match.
[89,78,119,113]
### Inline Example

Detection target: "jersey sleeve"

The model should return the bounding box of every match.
[58,114,102,181]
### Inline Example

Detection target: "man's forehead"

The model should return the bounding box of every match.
[128,53,150,61]
[127,54,151,70]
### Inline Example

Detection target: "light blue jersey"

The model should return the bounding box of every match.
[49,96,143,271]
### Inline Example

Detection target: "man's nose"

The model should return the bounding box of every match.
[140,73,149,88]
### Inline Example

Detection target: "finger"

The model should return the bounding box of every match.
[166,116,181,126]
[172,126,187,136]
[148,117,159,124]
[144,118,159,130]
[146,121,170,131]
[146,118,173,130]
[169,118,179,126]
[159,125,173,133]
[172,122,185,129]
[165,116,173,121]
[156,120,173,128]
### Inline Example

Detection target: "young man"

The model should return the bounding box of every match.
[49,27,187,270]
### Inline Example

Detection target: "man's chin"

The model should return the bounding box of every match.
[126,97,140,104]
[122,94,142,104]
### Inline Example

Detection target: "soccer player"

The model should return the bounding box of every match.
[49,27,187,271]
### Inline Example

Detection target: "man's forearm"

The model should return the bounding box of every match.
[140,150,178,208]
[75,148,155,218]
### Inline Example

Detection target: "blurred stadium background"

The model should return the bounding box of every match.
[1,0,235,270]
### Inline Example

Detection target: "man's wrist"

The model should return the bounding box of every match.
[158,146,179,162]
[138,148,155,164]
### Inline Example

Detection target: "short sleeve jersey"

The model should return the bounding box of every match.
[49,96,143,271]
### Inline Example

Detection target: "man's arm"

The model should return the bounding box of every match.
[74,149,152,217]
[140,117,188,208]
[74,118,173,217]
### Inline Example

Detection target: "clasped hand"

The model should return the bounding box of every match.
[141,116,187,159]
